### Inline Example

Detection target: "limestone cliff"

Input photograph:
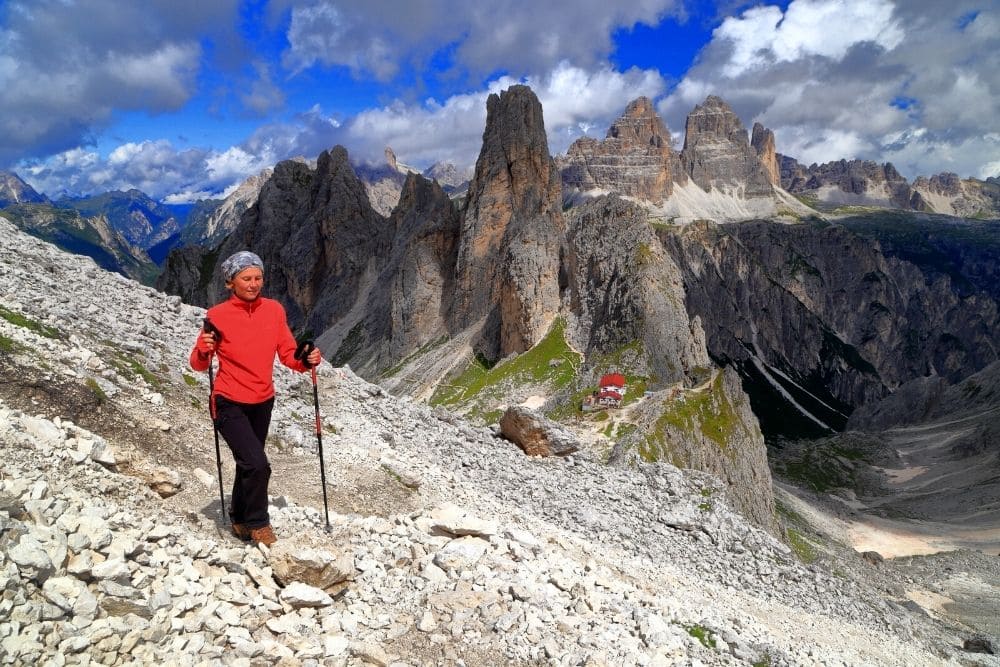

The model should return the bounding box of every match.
[680,96,775,197]
[450,85,565,359]
[661,219,1000,438]
[751,123,779,187]
[154,244,213,307]
[911,173,1000,218]
[322,172,460,373]
[563,195,709,384]
[611,367,779,535]
[560,97,682,204]
[213,147,391,336]
[779,157,921,210]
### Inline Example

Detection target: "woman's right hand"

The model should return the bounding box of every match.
[196,330,217,356]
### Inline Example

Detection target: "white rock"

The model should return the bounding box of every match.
[193,468,216,488]
[279,582,333,608]
[427,503,498,538]
[432,537,488,571]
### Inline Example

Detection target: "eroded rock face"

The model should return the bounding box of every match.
[661,220,1000,438]
[213,147,391,335]
[611,368,779,535]
[680,96,775,197]
[155,244,212,307]
[751,123,780,187]
[329,172,461,373]
[779,157,920,209]
[563,195,709,385]
[561,97,683,204]
[451,85,565,359]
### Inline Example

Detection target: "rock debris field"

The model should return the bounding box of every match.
[1,216,998,666]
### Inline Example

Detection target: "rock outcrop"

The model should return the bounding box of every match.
[680,96,775,197]
[214,147,391,335]
[563,196,709,385]
[560,97,683,204]
[612,368,779,535]
[498,406,580,457]
[779,157,921,210]
[0,170,47,207]
[321,172,461,372]
[450,85,565,359]
[154,244,214,307]
[751,123,779,187]
[181,169,272,247]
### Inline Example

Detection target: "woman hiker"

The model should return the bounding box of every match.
[189,250,321,546]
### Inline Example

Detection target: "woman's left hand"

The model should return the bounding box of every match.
[307,347,322,367]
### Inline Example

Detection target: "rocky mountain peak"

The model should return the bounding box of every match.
[384,146,399,171]
[560,96,682,204]
[451,84,564,358]
[0,170,47,206]
[607,96,667,145]
[680,96,775,197]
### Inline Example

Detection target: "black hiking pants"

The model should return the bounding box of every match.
[213,395,275,528]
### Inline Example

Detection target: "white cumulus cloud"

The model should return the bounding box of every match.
[659,0,1000,180]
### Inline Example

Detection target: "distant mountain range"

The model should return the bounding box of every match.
[1,91,997,288]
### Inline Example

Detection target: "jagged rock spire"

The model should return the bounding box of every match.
[680,96,775,197]
[451,84,564,358]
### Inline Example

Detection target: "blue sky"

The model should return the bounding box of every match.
[1,0,997,202]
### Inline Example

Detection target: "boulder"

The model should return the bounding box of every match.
[499,406,580,457]
[146,467,182,498]
[268,541,354,590]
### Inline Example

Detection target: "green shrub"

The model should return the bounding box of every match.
[0,305,61,339]
[85,378,107,405]
[686,624,716,649]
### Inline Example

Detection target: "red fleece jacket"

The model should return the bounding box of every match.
[189,295,308,404]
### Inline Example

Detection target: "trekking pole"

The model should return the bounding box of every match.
[296,340,330,531]
[204,318,226,526]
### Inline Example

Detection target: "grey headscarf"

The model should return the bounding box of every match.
[221,251,264,282]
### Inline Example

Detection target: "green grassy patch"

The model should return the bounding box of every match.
[547,340,652,421]
[182,373,199,387]
[430,318,580,410]
[786,527,818,564]
[635,242,655,267]
[0,305,61,339]
[111,353,161,388]
[686,624,717,649]
[85,378,108,406]
[0,333,22,353]
[656,372,744,449]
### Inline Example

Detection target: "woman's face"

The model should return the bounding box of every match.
[227,267,263,302]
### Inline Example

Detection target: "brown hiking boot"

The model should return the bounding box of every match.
[249,525,277,546]
[231,523,251,541]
